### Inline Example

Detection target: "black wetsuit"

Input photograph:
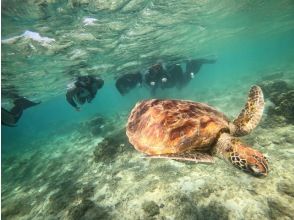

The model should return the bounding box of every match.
[174,58,217,87]
[115,72,142,95]
[66,76,104,110]
[144,63,169,95]
[1,97,41,126]
[163,64,185,89]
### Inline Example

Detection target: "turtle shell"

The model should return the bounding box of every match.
[126,99,230,155]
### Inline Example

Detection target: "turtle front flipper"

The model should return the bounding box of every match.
[215,133,269,176]
[231,85,264,136]
[144,151,214,164]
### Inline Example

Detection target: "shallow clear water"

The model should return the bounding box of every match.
[1,1,294,219]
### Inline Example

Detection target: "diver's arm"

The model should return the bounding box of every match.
[66,88,79,110]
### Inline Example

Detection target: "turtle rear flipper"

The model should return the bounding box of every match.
[143,152,214,164]
[231,85,264,136]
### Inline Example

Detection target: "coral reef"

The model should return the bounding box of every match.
[268,198,294,220]
[67,199,110,220]
[259,79,294,125]
[78,114,116,137]
[271,90,294,122]
[93,128,132,163]
[142,200,160,217]
[277,180,294,198]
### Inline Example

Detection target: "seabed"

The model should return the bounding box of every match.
[2,72,294,220]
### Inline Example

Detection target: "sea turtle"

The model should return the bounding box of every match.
[126,85,268,176]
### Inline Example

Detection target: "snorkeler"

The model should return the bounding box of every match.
[162,64,185,90]
[1,96,41,127]
[115,72,142,96]
[66,75,104,111]
[144,63,169,95]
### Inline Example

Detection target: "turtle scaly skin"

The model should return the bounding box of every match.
[231,85,264,136]
[126,85,269,176]
[214,133,268,176]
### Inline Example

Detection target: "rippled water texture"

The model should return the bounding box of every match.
[2,0,294,100]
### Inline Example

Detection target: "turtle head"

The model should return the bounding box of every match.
[229,143,269,176]
[216,133,269,177]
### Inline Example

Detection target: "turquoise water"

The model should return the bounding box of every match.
[2,1,294,219]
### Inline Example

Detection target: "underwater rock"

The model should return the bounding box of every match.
[166,193,199,219]
[259,79,294,124]
[67,199,110,220]
[277,181,294,197]
[261,114,287,128]
[83,205,110,220]
[197,201,229,220]
[93,128,132,163]
[79,115,116,137]
[142,200,160,217]
[78,185,95,200]
[82,115,106,136]
[259,79,289,98]
[266,90,294,124]
[91,126,103,136]
[87,116,105,127]
[49,191,74,214]
[167,193,229,220]
[274,90,294,122]
[268,198,294,220]
[68,199,94,220]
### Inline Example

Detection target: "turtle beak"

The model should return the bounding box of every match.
[248,164,267,177]
[247,155,269,177]
[229,143,269,177]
